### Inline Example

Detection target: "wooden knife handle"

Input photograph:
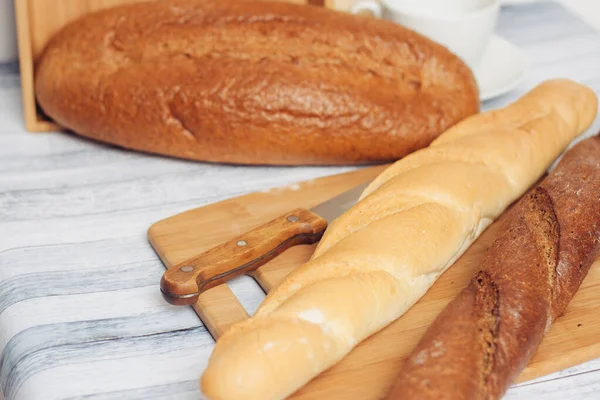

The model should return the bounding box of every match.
[160,208,327,305]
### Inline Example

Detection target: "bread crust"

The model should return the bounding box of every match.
[35,0,479,165]
[199,80,597,400]
[388,135,600,400]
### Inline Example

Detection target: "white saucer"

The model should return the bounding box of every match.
[475,35,528,101]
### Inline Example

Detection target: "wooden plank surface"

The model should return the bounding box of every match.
[149,166,600,399]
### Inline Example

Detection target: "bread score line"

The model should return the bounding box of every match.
[201,79,598,400]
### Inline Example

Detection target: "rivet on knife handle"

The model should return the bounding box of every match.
[160,208,328,306]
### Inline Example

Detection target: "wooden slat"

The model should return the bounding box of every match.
[194,286,250,339]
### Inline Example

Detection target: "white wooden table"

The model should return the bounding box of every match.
[1,1,600,399]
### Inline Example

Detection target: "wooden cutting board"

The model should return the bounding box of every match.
[148,165,600,399]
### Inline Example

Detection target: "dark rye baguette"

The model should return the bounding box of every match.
[35,0,478,165]
[388,134,600,400]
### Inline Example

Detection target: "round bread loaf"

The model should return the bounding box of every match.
[35,0,479,165]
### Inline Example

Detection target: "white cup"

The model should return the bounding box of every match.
[0,0,18,63]
[350,0,500,70]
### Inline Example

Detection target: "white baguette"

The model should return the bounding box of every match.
[200,79,598,400]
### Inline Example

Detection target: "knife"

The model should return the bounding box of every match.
[160,181,371,305]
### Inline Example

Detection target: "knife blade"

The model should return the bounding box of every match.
[160,181,371,305]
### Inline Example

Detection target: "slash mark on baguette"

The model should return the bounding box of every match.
[525,187,560,330]
[473,270,500,397]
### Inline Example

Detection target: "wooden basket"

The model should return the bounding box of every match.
[14,0,356,132]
